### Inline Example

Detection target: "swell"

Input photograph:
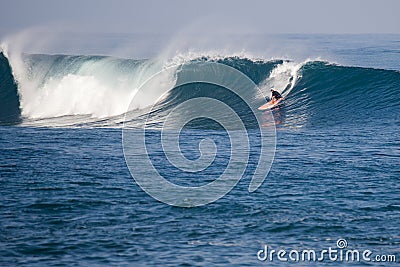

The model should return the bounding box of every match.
[0,52,21,125]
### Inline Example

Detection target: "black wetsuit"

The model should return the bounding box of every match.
[271,90,282,100]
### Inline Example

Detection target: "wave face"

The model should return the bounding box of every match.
[0,52,21,124]
[0,53,399,127]
[284,62,400,127]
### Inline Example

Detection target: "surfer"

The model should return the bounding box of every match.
[270,88,282,103]
[258,88,284,110]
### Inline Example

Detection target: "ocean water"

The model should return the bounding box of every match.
[0,34,399,266]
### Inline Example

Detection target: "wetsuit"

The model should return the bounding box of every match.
[271,90,282,100]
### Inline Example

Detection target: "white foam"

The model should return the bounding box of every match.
[6,51,177,119]
[259,60,309,99]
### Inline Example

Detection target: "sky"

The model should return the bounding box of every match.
[0,0,399,35]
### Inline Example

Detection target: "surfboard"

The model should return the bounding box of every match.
[258,98,284,110]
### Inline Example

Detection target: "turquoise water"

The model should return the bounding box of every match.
[0,35,399,265]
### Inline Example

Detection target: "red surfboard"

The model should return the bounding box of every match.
[258,98,284,110]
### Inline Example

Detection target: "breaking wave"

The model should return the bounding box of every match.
[0,51,398,128]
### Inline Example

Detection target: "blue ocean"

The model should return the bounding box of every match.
[0,34,399,266]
